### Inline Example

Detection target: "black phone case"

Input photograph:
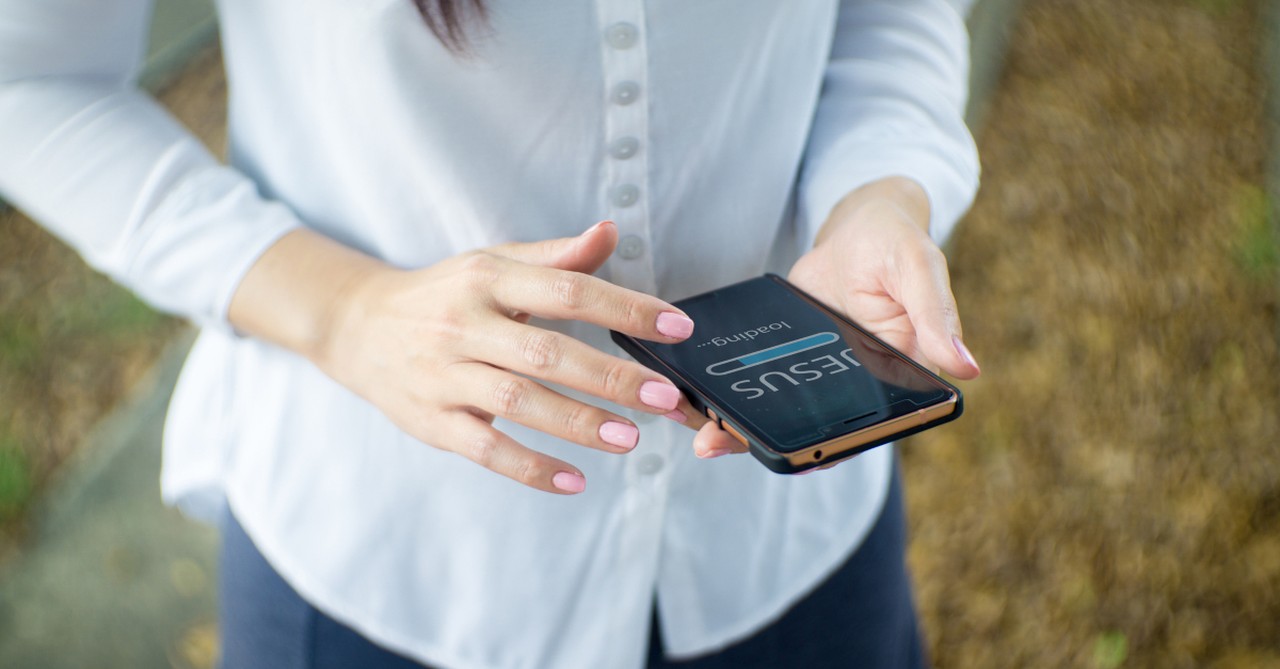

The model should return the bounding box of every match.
[611,274,964,474]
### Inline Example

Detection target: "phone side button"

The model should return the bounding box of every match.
[706,408,720,426]
[721,421,749,447]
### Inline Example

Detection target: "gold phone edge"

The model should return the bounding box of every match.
[781,394,960,467]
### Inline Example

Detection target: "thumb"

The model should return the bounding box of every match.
[487,221,618,274]
[898,248,981,380]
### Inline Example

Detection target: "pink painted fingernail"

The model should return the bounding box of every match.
[664,409,687,424]
[639,381,681,411]
[656,312,695,339]
[953,336,980,373]
[599,421,639,451]
[552,471,586,493]
[699,448,734,460]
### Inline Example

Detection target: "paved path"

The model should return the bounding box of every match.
[0,336,219,669]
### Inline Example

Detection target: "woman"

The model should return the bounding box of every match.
[0,0,980,666]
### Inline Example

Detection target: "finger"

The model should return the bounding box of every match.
[692,420,749,458]
[488,220,618,274]
[859,320,927,369]
[442,410,587,494]
[665,395,707,431]
[844,321,942,389]
[455,363,645,454]
[483,255,695,343]
[895,243,980,379]
[465,320,686,414]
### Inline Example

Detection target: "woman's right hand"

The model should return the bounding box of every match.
[293,221,696,494]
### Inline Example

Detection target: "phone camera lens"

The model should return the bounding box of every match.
[813,450,823,460]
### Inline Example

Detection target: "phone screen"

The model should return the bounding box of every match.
[642,276,954,452]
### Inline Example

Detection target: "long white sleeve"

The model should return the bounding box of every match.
[799,0,980,247]
[0,0,299,331]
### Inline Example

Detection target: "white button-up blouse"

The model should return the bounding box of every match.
[0,1,978,667]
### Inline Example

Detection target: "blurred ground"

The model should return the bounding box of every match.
[903,0,1280,667]
[0,340,217,669]
[0,0,1276,668]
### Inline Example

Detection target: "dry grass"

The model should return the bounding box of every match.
[904,1,1280,667]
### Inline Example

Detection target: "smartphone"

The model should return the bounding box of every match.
[611,274,963,474]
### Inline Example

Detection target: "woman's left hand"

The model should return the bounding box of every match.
[690,175,981,458]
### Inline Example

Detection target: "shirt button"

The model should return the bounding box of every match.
[610,81,640,106]
[609,137,640,160]
[605,22,639,49]
[617,234,646,260]
[611,184,640,208]
[637,453,665,475]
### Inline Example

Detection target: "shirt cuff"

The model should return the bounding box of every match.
[798,137,979,251]
[120,153,303,335]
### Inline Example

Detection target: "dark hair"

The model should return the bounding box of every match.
[412,0,488,53]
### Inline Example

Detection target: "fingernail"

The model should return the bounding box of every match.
[583,220,612,236]
[699,448,734,460]
[639,381,681,411]
[664,409,687,424]
[599,421,639,451]
[656,312,695,339]
[552,471,586,493]
[952,336,980,372]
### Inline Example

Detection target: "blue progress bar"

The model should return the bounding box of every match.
[705,332,840,376]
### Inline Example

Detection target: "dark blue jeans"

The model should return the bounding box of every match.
[218,462,926,669]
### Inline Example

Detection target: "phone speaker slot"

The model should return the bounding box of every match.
[842,411,877,425]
